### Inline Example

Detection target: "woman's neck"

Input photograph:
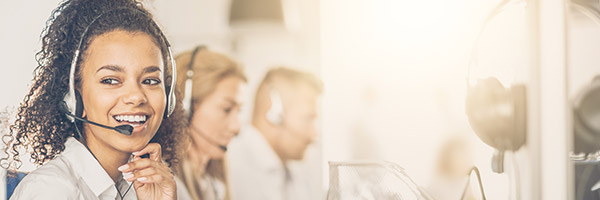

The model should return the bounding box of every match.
[83,127,131,182]
[187,126,212,175]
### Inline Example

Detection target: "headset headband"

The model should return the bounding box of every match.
[182,45,207,117]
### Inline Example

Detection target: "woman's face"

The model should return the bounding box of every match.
[79,30,166,153]
[190,76,243,159]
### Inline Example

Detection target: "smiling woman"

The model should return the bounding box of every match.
[1,0,187,199]
[80,30,169,154]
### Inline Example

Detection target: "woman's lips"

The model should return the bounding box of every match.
[112,116,150,134]
[130,123,147,134]
[115,122,147,134]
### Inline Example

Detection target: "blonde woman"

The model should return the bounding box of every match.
[174,46,246,200]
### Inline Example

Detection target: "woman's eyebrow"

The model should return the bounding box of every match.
[95,65,161,74]
[142,66,162,74]
[96,65,124,73]
[223,97,239,106]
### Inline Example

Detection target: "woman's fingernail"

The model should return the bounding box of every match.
[118,164,129,171]
[137,177,147,182]
[123,173,134,179]
[132,151,141,155]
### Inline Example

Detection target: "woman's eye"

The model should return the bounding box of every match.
[224,107,233,114]
[142,79,161,85]
[100,78,120,85]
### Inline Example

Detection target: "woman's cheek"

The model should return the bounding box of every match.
[150,90,167,113]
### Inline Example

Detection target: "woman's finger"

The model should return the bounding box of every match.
[124,166,161,182]
[132,143,162,161]
[118,158,154,173]
[135,173,171,184]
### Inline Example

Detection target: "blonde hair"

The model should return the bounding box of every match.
[175,46,247,113]
[174,46,246,200]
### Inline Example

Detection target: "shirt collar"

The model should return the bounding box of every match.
[62,137,117,197]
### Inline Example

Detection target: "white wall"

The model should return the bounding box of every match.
[320,0,529,199]
[0,1,63,110]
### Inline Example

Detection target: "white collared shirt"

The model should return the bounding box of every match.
[10,137,136,200]
[226,125,311,200]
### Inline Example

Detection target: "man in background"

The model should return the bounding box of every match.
[227,67,323,200]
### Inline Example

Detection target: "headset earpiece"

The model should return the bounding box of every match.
[163,46,177,119]
[466,77,527,173]
[466,77,527,151]
[183,71,194,118]
[510,84,527,148]
[573,76,600,154]
[267,89,284,126]
[75,91,84,118]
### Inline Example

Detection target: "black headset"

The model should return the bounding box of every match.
[465,0,527,173]
[182,45,207,118]
[61,7,177,124]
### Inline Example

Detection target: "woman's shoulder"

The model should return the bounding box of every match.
[28,154,78,181]
[10,156,80,199]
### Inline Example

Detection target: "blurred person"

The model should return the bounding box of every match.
[427,136,478,200]
[173,46,247,200]
[3,0,187,199]
[227,67,323,200]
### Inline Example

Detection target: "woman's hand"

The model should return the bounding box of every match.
[118,143,176,200]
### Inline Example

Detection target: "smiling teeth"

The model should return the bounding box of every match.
[115,115,146,123]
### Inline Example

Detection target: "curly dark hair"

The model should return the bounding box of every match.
[1,0,186,169]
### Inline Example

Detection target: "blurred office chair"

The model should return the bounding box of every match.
[5,170,27,200]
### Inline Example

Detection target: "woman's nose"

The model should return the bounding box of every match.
[305,124,319,143]
[122,82,148,106]
[228,113,241,137]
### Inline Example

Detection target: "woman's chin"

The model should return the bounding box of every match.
[209,150,226,160]
[112,137,152,153]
